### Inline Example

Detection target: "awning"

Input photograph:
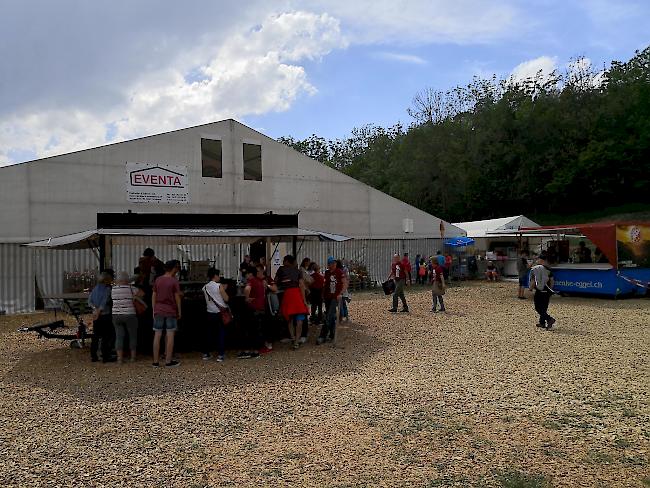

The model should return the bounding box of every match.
[444,236,475,247]
[519,222,648,267]
[25,227,352,250]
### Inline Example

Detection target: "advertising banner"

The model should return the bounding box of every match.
[126,163,189,204]
[616,224,650,268]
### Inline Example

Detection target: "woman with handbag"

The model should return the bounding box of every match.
[111,271,144,363]
[202,268,231,362]
[431,262,447,313]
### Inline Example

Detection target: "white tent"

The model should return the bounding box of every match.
[453,215,540,238]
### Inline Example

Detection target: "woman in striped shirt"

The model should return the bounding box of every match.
[111,271,143,363]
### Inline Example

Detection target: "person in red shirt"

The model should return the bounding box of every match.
[431,262,447,312]
[243,264,278,356]
[152,260,182,367]
[318,257,346,344]
[388,254,409,313]
[401,253,412,285]
[309,263,324,325]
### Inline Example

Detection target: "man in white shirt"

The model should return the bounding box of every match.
[529,253,556,330]
[202,268,230,361]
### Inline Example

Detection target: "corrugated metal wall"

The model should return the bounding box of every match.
[0,238,443,314]
[0,244,34,314]
[297,238,443,282]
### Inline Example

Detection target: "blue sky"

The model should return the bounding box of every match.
[0,0,648,165]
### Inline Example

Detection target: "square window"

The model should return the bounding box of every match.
[243,143,262,181]
[202,138,222,178]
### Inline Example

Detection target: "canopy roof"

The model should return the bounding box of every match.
[453,215,540,238]
[520,221,650,267]
[445,236,475,247]
[25,227,352,250]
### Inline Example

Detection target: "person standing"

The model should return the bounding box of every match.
[414,254,421,284]
[517,252,531,299]
[202,268,230,362]
[401,253,412,285]
[430,261,447,312]
[244,264,278,356]
[111,271,142,363]
[275,255,309,349]
[89,270,115,363]
[239,255,252,282]
[319,256,345,344]
[529,253,556,330]
[309,263,324,325]
[298,258,314,343]
[152,260,182,367]
[388,254,409,313]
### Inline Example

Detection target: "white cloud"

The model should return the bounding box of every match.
[0,11,346,163]
[374,52,428,65]
[510,56,558,83]
[0,1,524,165]
[304,0,521,45]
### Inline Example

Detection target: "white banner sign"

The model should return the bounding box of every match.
[126,163,189,204]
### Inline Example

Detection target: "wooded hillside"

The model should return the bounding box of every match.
[279,48,650,224]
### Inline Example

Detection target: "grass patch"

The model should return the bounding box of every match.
[641,477,650,487]
[495,469,550,488]
[614,438,632,449]
[622,408,638,418]
[585,450,616,465]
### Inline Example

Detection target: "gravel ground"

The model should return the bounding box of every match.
[0,282,648,487]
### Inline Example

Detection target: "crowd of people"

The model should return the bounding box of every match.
[87,249,353,367]
[85,245,561,367]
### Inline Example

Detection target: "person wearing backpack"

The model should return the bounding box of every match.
[529,253,557,330]
[202,267,230,362]
[430,261,447,313]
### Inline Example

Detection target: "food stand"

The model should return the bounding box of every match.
[519,222,650,298]
[444,236,475,280]
[25,213,352,350]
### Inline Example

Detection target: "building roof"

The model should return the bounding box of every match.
[453,215,540,238]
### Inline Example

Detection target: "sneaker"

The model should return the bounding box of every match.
[430,308,437,313]
[249,352,260,359]
[536,323,545,328]
[264,342,273,351]
[280,338,293,343]
[400,308,410,313]
[546,318,556,330]
[388,309,398,313]
[299,336,308,344]
[152,362,160,368]
[316,337,325,345]
[259,346,272,354]
[293,342,300,350]
[165,360,180,367]
[202,353,211,361]
[439,308,446,313]
[518,296,527,300]
[237,351,253,359]
[216,355,224,362]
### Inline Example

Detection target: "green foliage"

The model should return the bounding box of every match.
[496,470,551,488]
[279,47,650,222]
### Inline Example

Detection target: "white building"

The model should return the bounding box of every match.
[0,119,463,313]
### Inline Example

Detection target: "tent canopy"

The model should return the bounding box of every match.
[445,236,475,247]
[25,227,352,250]
[519,222,649,267]
[453,215,540,238]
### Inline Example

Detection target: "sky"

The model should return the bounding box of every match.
[0,0,648,166]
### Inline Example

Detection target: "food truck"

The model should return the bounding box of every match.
[519,222,650,298]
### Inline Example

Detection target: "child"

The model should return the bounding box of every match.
[309,263,324,325]
[431,261,446,313]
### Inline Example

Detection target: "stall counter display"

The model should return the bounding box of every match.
[520,222,650,298]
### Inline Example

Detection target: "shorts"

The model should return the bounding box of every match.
[153,316,178,331]
[292,314,307,322]
[519,275,528,287]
